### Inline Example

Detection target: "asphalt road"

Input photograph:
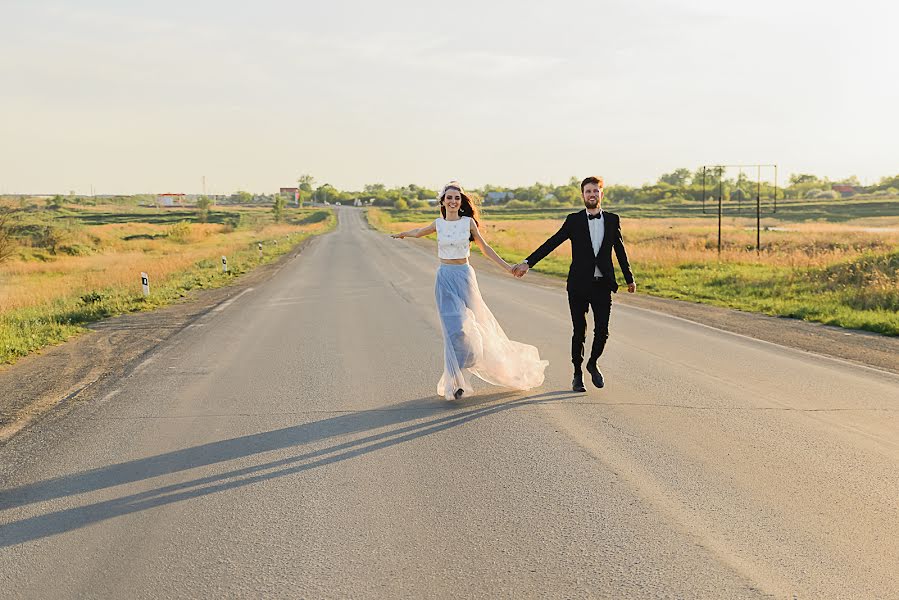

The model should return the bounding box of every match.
[1,207,897,599]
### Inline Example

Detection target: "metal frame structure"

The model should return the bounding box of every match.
[700,164,778,254]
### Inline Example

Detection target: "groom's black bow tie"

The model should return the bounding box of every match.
[588,212,602,220]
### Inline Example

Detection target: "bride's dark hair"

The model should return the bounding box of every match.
[440,186,481,241]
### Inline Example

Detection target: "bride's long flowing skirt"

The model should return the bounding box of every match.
[435,264,548,400]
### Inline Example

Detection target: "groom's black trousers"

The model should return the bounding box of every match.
[568,277,612,370]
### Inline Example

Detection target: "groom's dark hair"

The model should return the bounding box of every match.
[581,176,605,192]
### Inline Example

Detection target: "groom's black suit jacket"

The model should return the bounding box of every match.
[525,209,634,294]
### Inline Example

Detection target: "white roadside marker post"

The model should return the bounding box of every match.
[222,255,228,273]
[258,242,263,258]
[141,272,150,297]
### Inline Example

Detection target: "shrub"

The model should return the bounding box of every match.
[0,208,17,263]
[505,200,536,209]
[196,197,212,224]
[299,210,329,225]
[273,195,286,223]
[166,221,192,242]
[221,213,243,232]
[16,224,70,254]
[80,291,104,304]
[59,244,93,256]
[818,250,899,288]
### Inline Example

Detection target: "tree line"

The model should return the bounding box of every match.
[290,170,899,209]
[3,170,897,214]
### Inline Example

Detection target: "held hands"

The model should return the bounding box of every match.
[508,261,635,291]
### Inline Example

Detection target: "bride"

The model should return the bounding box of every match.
[391,181,548,400]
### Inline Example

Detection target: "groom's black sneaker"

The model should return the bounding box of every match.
[586,363,605,388]
[572,372,587,393]
[453,388,464,400]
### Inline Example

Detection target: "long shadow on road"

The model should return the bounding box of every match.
[0,389,577,547]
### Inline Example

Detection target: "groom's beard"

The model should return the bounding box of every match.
[583,198,600,209]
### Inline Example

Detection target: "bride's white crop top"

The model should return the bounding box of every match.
[436,216,471,259]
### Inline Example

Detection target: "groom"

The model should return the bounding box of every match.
[512,176,635,392]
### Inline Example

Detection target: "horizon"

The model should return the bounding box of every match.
[1,167,891,198]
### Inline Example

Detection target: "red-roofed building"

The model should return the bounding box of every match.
[280,187,300,205]
[831,185,858,198]
[157,193,185,207]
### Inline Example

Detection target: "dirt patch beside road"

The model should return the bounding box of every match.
[0,238,315,443]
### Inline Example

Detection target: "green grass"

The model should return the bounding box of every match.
[477,246,899,336]
[633,257,899,335]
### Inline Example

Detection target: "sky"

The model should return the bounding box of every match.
[1,0,897,195]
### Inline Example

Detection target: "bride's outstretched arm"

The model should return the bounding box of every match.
[471,221,513,273]
[391,221,437,239]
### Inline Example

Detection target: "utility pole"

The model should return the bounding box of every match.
[756,165,761,254]
[717,171,723,255]
[701,167,706,214]
[773,164,778,213]
[702,163,776,255]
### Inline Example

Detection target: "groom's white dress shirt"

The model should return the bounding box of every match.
[588,210,604,277]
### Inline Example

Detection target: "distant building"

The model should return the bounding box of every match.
[831,185,858,198]
[485,191,514,203]
[157,193,185,207]
[280,187,300,205]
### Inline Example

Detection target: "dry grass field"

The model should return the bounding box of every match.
[379,214,899,268]
[0,204,334,363]
[370,208,899,335]
[0,221,320,313]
